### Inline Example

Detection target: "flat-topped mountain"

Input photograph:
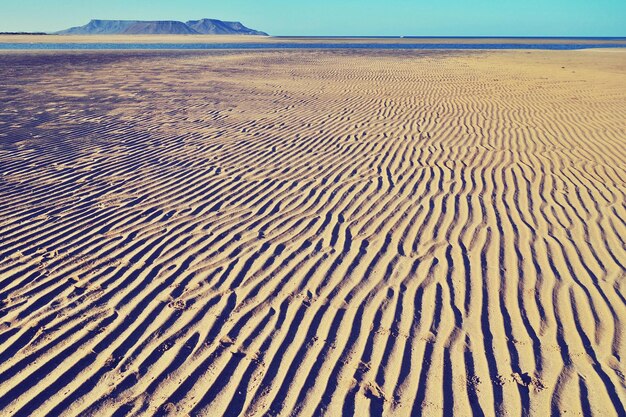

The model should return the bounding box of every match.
[186,19,268,35]
[57,19,268,35]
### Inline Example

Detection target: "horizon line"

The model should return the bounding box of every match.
[1,33,625,39]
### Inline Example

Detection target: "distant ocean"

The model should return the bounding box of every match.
[1,38,625,51]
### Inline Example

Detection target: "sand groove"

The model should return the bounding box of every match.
[0,50,625,416]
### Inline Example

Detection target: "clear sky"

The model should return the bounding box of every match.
[2,0,625,36]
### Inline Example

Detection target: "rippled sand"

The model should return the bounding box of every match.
[0,49,625,416]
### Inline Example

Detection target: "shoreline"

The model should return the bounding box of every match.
[2,34,626,45]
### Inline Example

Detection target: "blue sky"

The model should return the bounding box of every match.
[2,0,625,36]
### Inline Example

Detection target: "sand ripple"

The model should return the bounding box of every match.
[0,50,625,416]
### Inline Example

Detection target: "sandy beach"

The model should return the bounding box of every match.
[0,48,625,416]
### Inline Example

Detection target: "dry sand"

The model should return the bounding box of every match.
[0,49,625,416]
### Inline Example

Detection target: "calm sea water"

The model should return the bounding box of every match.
[0,42,624,51]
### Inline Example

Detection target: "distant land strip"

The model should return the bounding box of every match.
[0,32,47,35]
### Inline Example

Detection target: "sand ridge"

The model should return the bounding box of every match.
[0,49,625,416]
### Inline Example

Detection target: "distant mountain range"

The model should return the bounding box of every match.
[57,19,268,36]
